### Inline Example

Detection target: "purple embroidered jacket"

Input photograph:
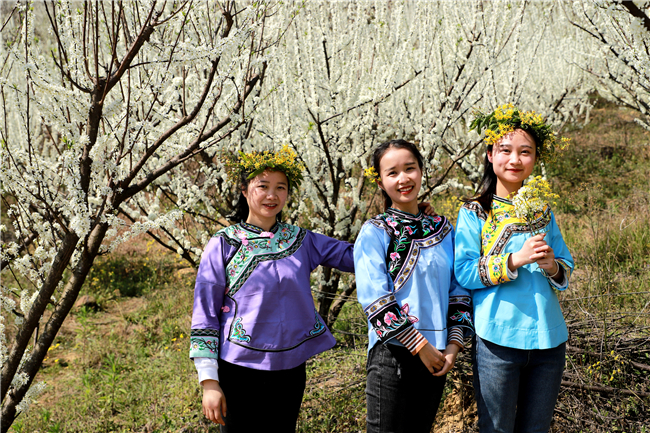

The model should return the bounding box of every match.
[189,221,354,371]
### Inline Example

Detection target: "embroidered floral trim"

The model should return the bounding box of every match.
[481,196,551,256]
[213,222,306,297]
[369,209,451,293]
[189,328,220,358]
[447,296,474,332]
[478,253,513,286]
[364,294,419,343]
[310,309,326,336]
[230,317,251,343]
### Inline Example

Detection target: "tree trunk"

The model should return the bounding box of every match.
[0,231,79,402]
[327,281,357,328]
[1,222,108,430]
[317,269,341,328]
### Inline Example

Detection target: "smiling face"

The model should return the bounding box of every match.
[488,128,537,197]
[377,147,422,215]
[242,170,289,230]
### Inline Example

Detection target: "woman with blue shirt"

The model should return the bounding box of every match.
[355,139,473,433]
[455,105,574,433]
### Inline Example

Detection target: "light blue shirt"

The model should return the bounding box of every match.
[454,198,574,350]
[355,209,470,352]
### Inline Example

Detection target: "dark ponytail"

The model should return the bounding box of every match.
[462,145,497,211]
[372,139,424,212]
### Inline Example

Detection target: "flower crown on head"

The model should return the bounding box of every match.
[221,144,305,190]
[470,103,570,163]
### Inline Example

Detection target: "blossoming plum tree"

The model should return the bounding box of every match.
[1,1,618,426]
[87,1,596,328]
[564,1,650,131]
[0,0,291,427]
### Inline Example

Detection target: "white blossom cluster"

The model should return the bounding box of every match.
[565,1,650,131]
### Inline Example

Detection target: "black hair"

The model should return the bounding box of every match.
[227,170,285,224]
[372,139,424,211]
[462,128,539,211]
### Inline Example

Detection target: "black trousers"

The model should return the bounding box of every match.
[365,343,447,433]
[218,359,307,433]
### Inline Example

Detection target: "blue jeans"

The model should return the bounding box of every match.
[473,336,566,433]
[366,343,446,433]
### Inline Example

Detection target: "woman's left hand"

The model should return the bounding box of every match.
[433,344,461,376]
[418,202,438,216]
[532,243,557,273]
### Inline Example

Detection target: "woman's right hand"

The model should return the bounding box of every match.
[509,233,547,271]
[417,342,445,374]
[202,379,227,425]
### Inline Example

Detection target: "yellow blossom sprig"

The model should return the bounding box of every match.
[509,176,559,235]
[221,144,305,191]
[470,103,571,164]
[364,166,380,184]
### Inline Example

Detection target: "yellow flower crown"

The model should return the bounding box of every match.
[221,144,305,190]
[470,103,570,163]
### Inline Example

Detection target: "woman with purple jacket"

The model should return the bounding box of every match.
[189,146,354,432]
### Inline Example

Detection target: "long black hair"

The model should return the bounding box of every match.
[227,170,285,224]
[372,139,424,211]
[463,128,540,211]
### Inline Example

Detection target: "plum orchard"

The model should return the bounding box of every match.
[2,1,644,428]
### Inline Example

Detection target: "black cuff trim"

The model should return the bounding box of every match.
[447,296,474,332]
[368,298,414,343]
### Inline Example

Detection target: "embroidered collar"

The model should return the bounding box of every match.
[480,194,551,256]
[369,209,450,292]
[240,221,279,235]
[216,222,306,296]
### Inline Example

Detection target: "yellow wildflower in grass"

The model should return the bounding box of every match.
[509,176,559,235]
[439,196,462,221]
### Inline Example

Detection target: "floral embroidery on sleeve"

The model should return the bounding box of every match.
[478,254,513,286]
[190,329,220,359]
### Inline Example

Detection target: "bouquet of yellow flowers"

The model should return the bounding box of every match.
[509,176,559,235]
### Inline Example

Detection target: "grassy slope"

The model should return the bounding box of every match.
[9,102,650,432]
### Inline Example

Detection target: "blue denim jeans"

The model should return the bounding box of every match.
[473,336,566,433]
[366,343,447,433]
